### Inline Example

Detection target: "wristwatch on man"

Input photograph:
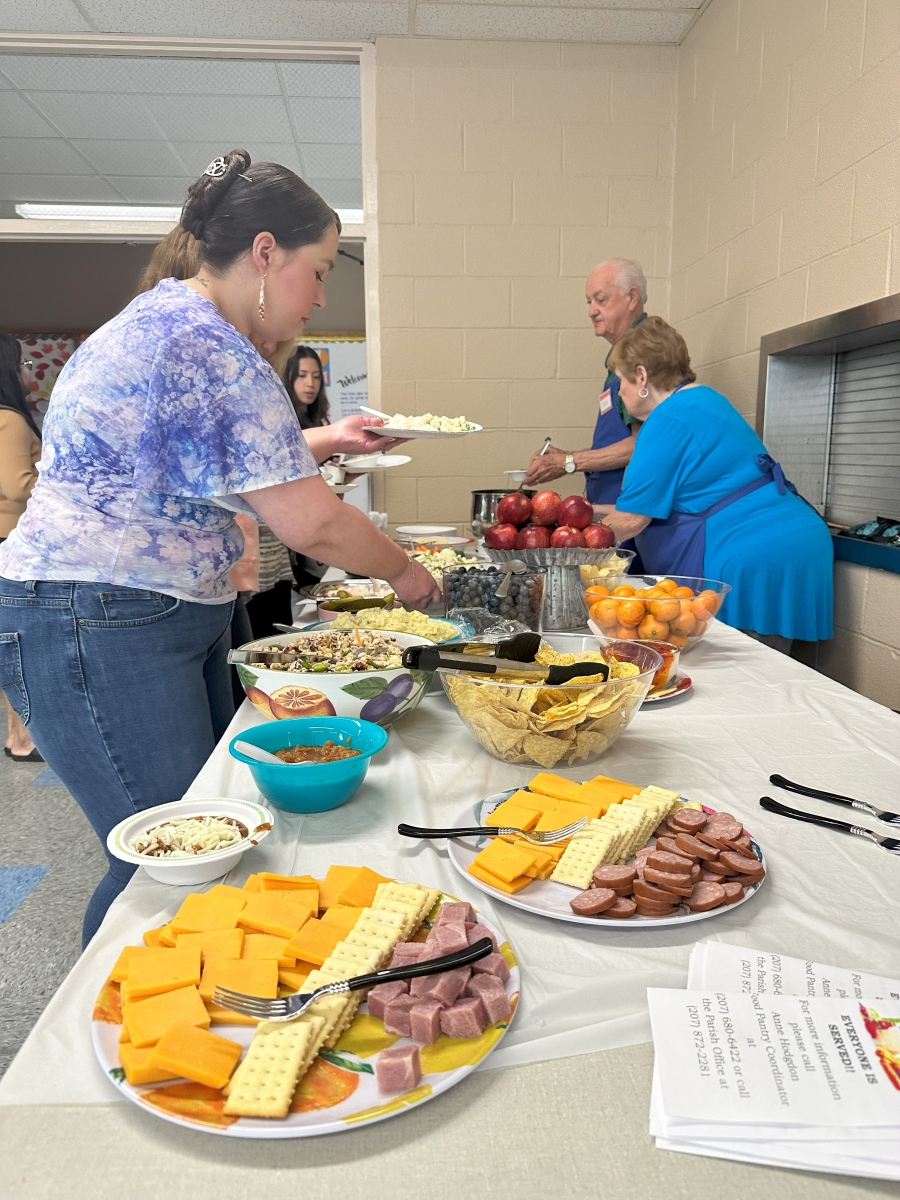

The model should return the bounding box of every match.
[564,454,577,474]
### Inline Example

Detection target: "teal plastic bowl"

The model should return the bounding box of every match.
[228,717,388,813]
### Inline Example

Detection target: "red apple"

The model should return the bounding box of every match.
[529,490,562,526]
[484,523,519,550]
[556,494,593,530]
[583,523,616,549]
[550,525,585,548]
[515,524,551,550]
[496,492,532,526]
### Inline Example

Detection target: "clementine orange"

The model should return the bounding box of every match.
[693,618,708,636]
[584,584,611,601]
[668,604,697,637]
[666,633,689,648]
[617,599,646,626]
[590,599,620,628]
[638,614,669,640]
[612,585,636,597]
[672,586,695,598]
[657,578,678,593]
[691,594,718,620]
[614,624,638,640]
[649,598,680,622]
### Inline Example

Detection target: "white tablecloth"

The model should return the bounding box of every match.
[2,622,899,1108]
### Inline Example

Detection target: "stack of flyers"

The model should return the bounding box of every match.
[648,944,900,1180]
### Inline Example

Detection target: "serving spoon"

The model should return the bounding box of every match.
[233,740,284,766]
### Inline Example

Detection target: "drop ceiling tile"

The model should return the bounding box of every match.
[25,91,163,140]
[288,96,361,144]
[143,93,294,144]
[278,62,360,99]
[0,55,282,95]
[78,0,407,39]
[104,175,196,203]
[0,0,90,32]
[0,93,59,138]
[170,141,305,177]
[306,178,364,208]
[415,4,693,40]
[302,143,363,180]
[70,139,187,176]
[0,137,98,175]
[0,173,122,203]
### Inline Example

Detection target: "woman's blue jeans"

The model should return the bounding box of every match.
[0,579,234,946]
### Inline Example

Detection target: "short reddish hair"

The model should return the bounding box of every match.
[609,315,696,390]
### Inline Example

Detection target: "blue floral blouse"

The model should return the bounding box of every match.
[0,279,318,601]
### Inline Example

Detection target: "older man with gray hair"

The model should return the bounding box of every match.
[524,257,647,505]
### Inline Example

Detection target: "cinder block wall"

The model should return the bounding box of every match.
[372,38,677,527]
[672,0,900,707]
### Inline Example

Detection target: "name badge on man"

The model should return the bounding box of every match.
[599,389,613,415]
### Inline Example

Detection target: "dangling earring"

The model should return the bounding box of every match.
[258,274,267,321]
[638,386,649,398]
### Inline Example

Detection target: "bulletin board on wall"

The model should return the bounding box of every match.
[302,336,367,421]
[7,332,87,429]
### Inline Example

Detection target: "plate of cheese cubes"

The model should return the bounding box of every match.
[92,865,519,1137]
[447,771,767,926]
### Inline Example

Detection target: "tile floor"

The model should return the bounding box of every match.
[0,737,105,1077]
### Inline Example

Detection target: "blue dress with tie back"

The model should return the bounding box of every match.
[615,384,833,641]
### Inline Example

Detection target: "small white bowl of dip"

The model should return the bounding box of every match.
[107,797,275,886]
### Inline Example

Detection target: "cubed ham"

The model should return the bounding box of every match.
[383,994,416,1037]
[409,998,443,1044]
[465,974,511,1024]
[470,952,510,983]
[429,921,469,955]
[428,966,471,1007]
[389,943,423,968]
[466,922,498,951]
[465,973,506,1000]
[440,996,488,1039]
[366,980,408,1020]
[436,901,475,925]
[376,1043,421,1094]
[409,973,437,998]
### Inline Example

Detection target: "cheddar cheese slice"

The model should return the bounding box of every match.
[283,917,345,967]
[471,839,538,884]
[175,928,244,964]
[527,773,584,803]
[119,1043,179,1086]
[122,984,210,1048]
[335,866,392,909]
[237,892,314,939]
[127,946,202,999]
[198,957,278,1004]
[149,1022,243,1090]
[467,861,533,894]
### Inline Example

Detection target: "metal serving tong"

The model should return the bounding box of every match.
[398,816,587,843]
[228,648,313,665]
[212,938,493,1023]
[401,645,610,686]
[759,796,900,856]
[770,773,900,827]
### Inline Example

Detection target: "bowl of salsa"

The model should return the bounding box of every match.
[228,716,389,812]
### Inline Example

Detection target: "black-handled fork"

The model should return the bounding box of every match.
[398,817,586,843]
[770,773,900,827]
[213,937,495,1022]
[759,796,900,855]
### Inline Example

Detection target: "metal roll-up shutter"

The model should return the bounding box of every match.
[825,341,900,526]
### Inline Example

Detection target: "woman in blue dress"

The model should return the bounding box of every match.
[595,317,832,647]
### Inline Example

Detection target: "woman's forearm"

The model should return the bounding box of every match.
[302,425,338,463]
[243,474,410,583]
[602,510,651,540]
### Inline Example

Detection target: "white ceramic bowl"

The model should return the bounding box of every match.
[234,629,435,727]
[106,797,275,886]
[504,469,528,485]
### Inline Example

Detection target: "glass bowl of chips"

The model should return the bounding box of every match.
[440,635,662,768]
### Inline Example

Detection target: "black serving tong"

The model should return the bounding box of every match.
[770,773,900,827]
[402,643,610,686]
[452,631,542,662]
[759,797,900,856]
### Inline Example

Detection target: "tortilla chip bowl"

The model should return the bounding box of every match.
[439,635,662,768]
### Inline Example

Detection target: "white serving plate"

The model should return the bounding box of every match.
[107,798,275,886]
[396,524,457,537]
[362,424,482,440]
[643,674,693,704]
[447,789,766,928]
[342,454,412,471]
[92,894,519,1138]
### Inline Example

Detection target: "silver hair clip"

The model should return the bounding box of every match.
[204,157,228,178]
[239,173,252,182]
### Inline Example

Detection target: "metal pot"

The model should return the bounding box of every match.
[471,488,536,536]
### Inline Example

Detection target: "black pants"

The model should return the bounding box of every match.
[245,580,295,639]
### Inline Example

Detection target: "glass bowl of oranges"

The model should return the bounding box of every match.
[582,575,731,652]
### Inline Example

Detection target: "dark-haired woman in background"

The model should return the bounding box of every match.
[0,149,439,943]
[0,334,42,761]
[285,345,329,428]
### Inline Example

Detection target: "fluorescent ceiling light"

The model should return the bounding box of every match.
[16,203,365,225]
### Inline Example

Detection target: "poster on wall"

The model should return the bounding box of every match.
[304,337,367,421]
[14,333,86,429]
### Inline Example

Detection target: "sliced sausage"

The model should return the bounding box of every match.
[667,809,708,833]
[674,832,719,862]
[691,863,701,881]
[655,836,696,861]
[647,850,696,874]
[570,887,617,916]
[634,878,676,903]
[724,834,752,853]
[729,872,764,887]
[684,881,726,911]
[696,831,728,850]
[699,867,722,881]
[719,850,763,875]
[635,898,678,917]
[702,858,730,876]
[721,881,745,903]
[604,896,637,919]
[592,863,637,889]
[644,865,692,889]
[702,813,743,841]
[652,821,669,839]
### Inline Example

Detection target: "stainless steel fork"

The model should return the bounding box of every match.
[759,797,900,855]
[397,817,587,843]
[212,937,494,1023]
